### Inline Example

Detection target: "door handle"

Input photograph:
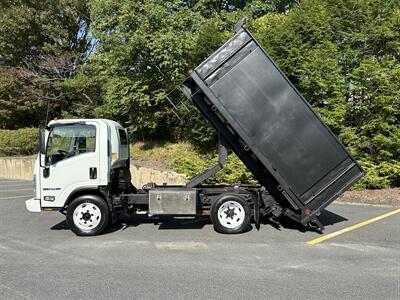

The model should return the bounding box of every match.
[43,167,50,178]
[89,167,97,179]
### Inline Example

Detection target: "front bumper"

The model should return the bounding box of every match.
[26,198,41,212]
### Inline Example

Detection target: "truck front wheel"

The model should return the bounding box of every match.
[210,194,251,234]
[66,195,110,236]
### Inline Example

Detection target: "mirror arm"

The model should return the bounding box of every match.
[38,128,47,168]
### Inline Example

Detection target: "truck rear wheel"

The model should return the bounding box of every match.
[66,195,110,236]
[210,194,251,234]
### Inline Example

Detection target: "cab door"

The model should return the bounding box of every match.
[40,122,100,208]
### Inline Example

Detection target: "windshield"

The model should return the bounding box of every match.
[46,124,96,165]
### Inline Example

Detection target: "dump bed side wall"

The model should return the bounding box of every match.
[188,28,364,220]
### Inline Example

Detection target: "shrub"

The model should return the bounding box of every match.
[354,159,400,189]
[131,141,256,185]
[134,141,400,188]
[173,151,256,185]
[0,128,38,156]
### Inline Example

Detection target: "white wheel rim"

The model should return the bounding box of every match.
[73,203,102,231]
[217,201,245,229]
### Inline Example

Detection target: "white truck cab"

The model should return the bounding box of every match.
[26,119,129,214]
[25,118,262,236]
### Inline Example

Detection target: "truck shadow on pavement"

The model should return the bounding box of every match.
[50,220,127,234]
[265,209,348,233]
[51,215,211,235]
[51,209,346,235]
[116,215,210,231]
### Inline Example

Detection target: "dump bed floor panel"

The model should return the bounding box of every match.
[185,28,364,214]
[210,47,348,196]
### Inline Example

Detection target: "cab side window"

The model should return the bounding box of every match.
[118,129,128,145]
[46,124,96,165]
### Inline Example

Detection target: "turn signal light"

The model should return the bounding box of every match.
[44,196,55,202]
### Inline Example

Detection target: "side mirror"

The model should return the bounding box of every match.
[39,129,46,154]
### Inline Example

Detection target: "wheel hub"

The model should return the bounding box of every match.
[82,211,92,221]
[224,207,236,219]
[217,200,245,229]
[73,203,101,231]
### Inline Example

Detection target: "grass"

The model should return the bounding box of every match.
[130,141,255,184]
[130,141,209,170]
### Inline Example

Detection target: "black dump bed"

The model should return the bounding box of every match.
[183,26,364,224]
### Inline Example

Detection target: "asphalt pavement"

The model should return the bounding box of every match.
[0,179,399,299]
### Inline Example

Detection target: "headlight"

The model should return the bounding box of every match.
[32,175,36,195]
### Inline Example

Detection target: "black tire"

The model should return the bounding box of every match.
[66,195,110,236]
[210,194,251,234]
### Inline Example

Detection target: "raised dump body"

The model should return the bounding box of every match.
[183,25,364,224]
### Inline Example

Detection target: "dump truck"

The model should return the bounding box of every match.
[26,20,364,236]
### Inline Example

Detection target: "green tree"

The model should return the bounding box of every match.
[252,0,400,188]
[87,0,281,142]
[1,0,398,188]
[0,0,93,128]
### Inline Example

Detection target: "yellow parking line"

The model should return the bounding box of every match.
[307,208,400,245]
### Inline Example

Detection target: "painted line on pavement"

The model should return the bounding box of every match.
[0,186,30,188]
[0,188,33,192]
[0,195,33,200]
[0,182,32,186]
[0,180,29,182]
[307,208,400,245]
